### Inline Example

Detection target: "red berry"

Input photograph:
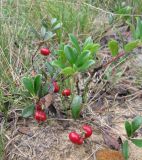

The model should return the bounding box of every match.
[82,125,92,139]
[35,102,42,111]
[34,111,47,122]
[69,132,83,145]
[62,89,71,96]
[40,48,51,56]
[53,81,60,93]
[77,137,84,145]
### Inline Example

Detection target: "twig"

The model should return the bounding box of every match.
[82,51,125,102]
[91,51,125,76]
[83,2,142,17]
[5,134,28,158]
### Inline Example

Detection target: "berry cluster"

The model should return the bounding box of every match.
[69,125,92,145]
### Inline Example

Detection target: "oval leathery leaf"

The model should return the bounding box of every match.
[71,95,82,120]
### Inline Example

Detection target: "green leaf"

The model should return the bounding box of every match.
[64,45,78,64]
[51,18,57,25]
[131,139,142,147]
[122,140,129,160]
[22,104,35,118]
[41,19,48,29]
[62,67,75,75]
[71,95,82,120]
[91,44,100,54]
[69,34,80,53]
[76,50,91,67]
[34,75,42,95]
[22,77,35,96]
[73,64,78,71]
[135,18,140,39]
[52,60,65,69]
[108,14,114,24]
[135,17,142,39]
[132,116,142,133]
[44,31,56,40]
[53,23,62,30]
[108,40,119,57]
[139,19,142,39]
[83,43,100,56]
[78,60,95,72]
[41,26,46,38]
[124,41,139,53]
[83,36,93,47]
[125,121,132,137]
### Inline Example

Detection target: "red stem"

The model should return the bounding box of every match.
[103,51,125,68]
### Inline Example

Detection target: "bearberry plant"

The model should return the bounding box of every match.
[21,18,140,122]
[122,116,142,160]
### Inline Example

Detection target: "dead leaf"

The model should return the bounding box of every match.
[43,93,53,108]
[18,127,33,136]
[102,128,121,150]
[96,149,124,160]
